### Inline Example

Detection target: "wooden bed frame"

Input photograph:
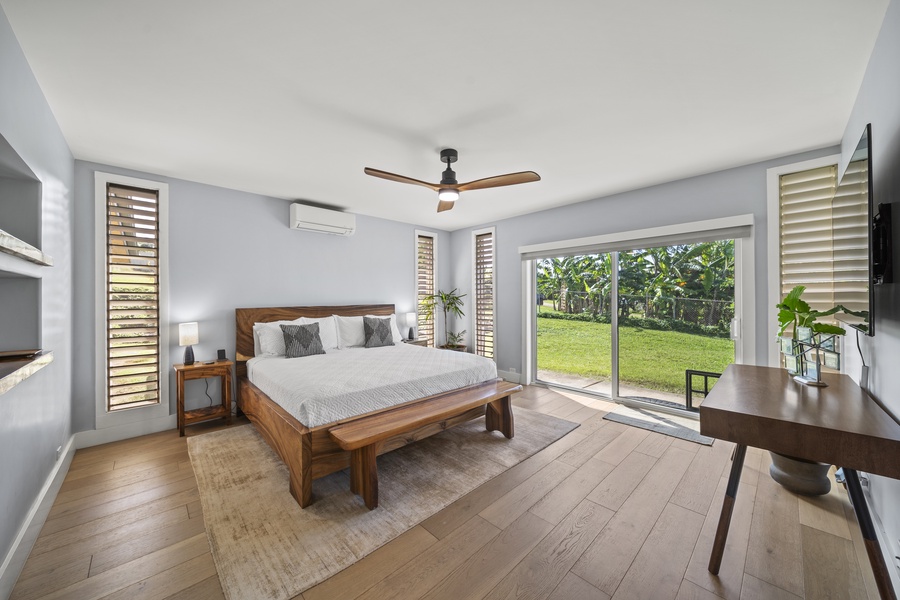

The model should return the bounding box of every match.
[235,304,519,508]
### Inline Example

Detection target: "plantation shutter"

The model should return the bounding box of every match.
[106,183,161,410]
[832,159,869,314]
[779,163,868,319]
[474,230,495,359]
[417,233,436,347]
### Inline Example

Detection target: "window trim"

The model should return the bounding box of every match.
[765,154,840,367]
[415,230,438,348]
[95,172,170,429]
[472,227,496,360]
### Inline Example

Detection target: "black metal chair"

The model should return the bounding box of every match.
[685,369,722,411]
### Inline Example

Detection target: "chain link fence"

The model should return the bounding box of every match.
[546,291,733,329]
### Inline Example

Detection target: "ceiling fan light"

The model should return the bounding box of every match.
[438,188,459,201]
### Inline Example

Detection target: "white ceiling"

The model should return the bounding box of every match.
[1,0,889,231]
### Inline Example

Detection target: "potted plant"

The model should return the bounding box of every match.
[776,285,851,386]
[771,284,847,495]
[776,285,846,340]
[421,289,467,351]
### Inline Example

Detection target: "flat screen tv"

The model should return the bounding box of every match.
[836,123,893,336]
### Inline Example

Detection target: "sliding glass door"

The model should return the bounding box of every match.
[536,254,613,393]
[616,241,735,409]
[535,240,736,411]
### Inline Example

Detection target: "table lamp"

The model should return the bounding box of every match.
[179,322,199,365]
[405,312,416,340]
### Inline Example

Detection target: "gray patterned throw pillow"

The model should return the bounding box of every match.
[364,316,395,348]
[280,323,326,358]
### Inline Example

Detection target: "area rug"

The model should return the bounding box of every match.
[187,409,578,600]
[603,404,714,445]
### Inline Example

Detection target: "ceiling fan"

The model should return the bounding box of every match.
[364,148,540,213]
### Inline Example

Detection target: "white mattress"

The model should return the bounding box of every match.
[246,343,498,428]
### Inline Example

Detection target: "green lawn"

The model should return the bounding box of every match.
[536,317,734,394]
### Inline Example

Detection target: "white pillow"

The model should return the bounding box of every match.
[253,319,297,356]
[366,313,403,343]
[252,326,263,356]
[334,315,366,348]
[335,314,404,347]
[297,316,339,350]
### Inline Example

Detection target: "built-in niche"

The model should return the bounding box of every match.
[0,276,40,352]
[0,133,42,251]
[0,132,52,394]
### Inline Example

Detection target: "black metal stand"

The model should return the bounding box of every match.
[685,369,721,411]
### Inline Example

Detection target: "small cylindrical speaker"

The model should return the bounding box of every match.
[217,349,226,361]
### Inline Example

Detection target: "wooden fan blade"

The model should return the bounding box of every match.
[437,200,455,213]
[364,167,440,191]
[457,171,540,192]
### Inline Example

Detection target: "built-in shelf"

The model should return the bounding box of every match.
[0,351,53,396]
[0,132,47,364]
[0,229,52,268]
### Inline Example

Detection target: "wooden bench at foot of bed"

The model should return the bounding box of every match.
[328,379,522,509]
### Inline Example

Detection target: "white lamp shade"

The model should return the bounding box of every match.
[405,312,417,327]
[178,322,199,346]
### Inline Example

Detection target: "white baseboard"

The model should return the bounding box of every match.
[863,480,900,594]
[498,370,521,384]
[0,435,75,600]
[75,413,177,449]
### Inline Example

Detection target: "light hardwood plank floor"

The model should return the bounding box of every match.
[10,386,880,600]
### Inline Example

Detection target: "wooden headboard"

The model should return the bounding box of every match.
[235,304,395,373]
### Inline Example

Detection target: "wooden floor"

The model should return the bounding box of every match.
[11,385,880,600]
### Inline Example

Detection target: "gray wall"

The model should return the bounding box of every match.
[0,4,74,575]
[72,161,452,428]
[841,0,900,570]
[448,147,838,374]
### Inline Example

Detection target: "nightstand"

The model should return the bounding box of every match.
[173,360,233,436]
[403,338,428,347]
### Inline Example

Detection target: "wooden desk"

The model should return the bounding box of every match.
[174,360,234,436]
[700,364,900,599]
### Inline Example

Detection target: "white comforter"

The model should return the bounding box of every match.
[246,343,498,427]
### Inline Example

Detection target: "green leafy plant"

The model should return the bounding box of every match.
[421,289,467,347]
[776,285,846,338]
[446,330,467,347]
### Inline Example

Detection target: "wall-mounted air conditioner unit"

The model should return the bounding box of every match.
[290,204,356,236]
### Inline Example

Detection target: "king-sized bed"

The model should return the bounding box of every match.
[235,303,520,508]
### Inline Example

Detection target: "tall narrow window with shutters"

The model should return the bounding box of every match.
[95,172,169,426]
[778,163,868,323]
[473,228,495,359]
[106,183,161,410]
[416,232,436,347]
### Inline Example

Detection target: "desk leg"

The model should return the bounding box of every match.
[708,443,747,574]
[844,468,897,600]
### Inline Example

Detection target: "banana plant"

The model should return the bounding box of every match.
[776,285,846,338]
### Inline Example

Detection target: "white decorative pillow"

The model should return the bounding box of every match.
[254,319,298,356]
[297,316,339,350]
[334,315,366,348]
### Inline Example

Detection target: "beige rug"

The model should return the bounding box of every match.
[187,409,579,600]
